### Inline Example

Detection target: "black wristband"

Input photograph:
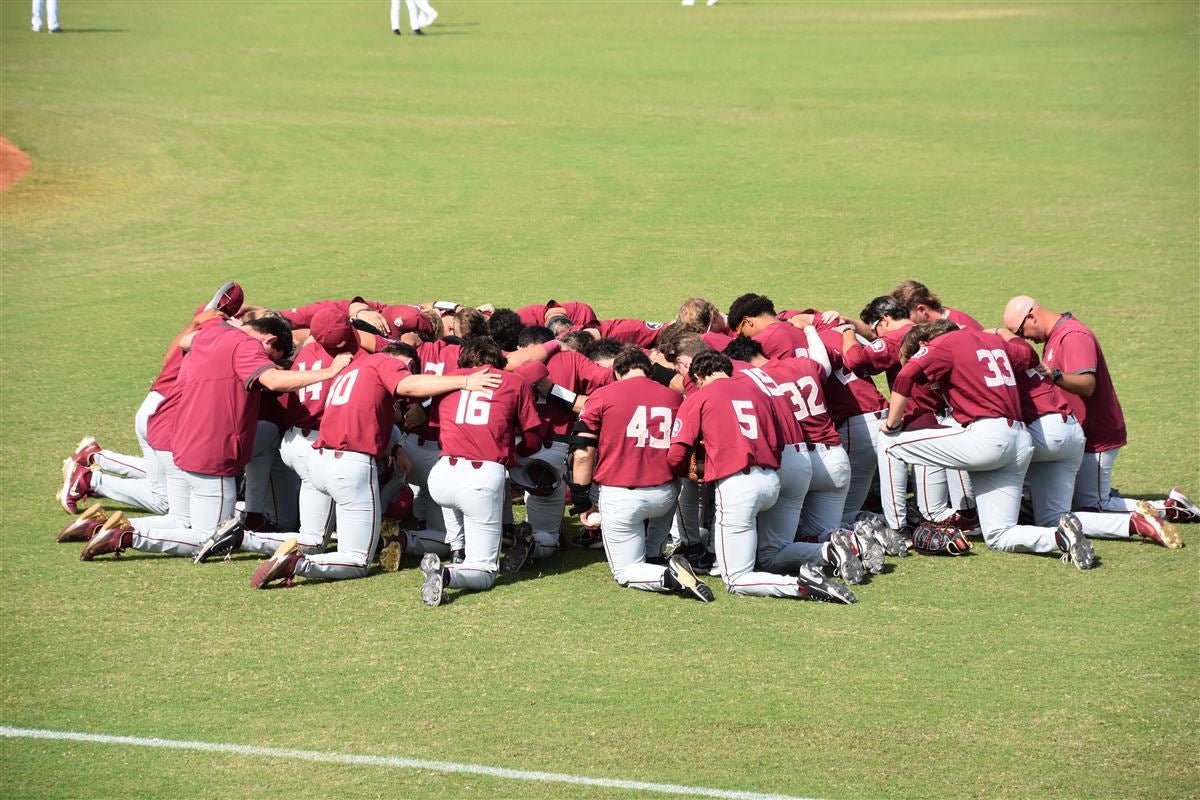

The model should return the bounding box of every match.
[650,362,676,387]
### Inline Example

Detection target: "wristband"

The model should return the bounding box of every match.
[650,362,676,387]
[548,384,579,409]
[1050,369,1064,385]
[883,420,902,432]
[433,301,459,313]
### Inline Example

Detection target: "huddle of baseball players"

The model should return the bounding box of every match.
[55,280,1197,607]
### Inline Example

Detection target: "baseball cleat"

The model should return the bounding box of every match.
[1164,488,1200,523]
[80,511,132,561]
[377,518,405,572]
[503,522,535,572]
[56,502,108,542]
[911,523,971,556]
[1055,513,1096,570]
[70,436,101,468]
[826,530,866,585]
[56,458,93,514]
[419,553,444,607]
[392,28,401,35]
[797,563,857,604]
[194,517,245,563]
[855,512,908,558]
[249,537,302,589]
[666,554,715,602]
[848,529,885,575]
[1131,502,1182,549]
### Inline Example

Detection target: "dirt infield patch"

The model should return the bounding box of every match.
[0,137,32,191]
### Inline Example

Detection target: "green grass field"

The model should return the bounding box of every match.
[2,1,1197,797]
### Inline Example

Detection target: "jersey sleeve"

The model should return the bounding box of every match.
[233,336,279,390]
[670,395,703,448]
[515,380,544,434]
[843,338,894,374]
[578,390,606,432]
[892,344,944,397]
[378,356,414,395]
[1003,337,1038,372]
[1056,330,1099,375]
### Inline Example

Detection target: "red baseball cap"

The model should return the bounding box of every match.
[206,281,245,317]
[310,308,360,356]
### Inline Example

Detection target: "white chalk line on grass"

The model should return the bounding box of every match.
[0,726,819,800]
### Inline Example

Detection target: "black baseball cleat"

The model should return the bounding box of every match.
[194,517,245,563]
[797,563,857,604]
[503,522,534,572]
[49,27,63,33]
[665,554,715,602]
[413,28,424,35]
[393,28,401,35]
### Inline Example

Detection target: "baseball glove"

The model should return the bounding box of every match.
[911,524,971,556]
[687,445,706,484]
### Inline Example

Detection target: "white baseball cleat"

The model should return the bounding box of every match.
[420,553,444,607]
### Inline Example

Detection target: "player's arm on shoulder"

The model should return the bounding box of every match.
[395,368,502,398]
[258,352,353,392]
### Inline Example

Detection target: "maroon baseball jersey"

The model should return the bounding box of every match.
[1003,337,1073,424]
[843,325,943,419]
[517,300,600,329]
[893,329,1022,425]
[587,318,665,349]
[1041,314,1126,452]
[670,375,784,482]
[282,339,339,430]
[149,311,222,396]
[700,331,733,352]
[160,323,278,476]
[406,340,464,441]
[314,351,413,458]
[944,306,984,331]
[813,326,888,424]
[434,367,542,465]
[730,359,805,446]
[579,376,682,487]
[757,358,842,446]
[752,321,815,361]
[541,351,614,437]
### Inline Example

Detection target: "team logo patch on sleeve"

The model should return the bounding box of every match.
[645,322,664,330]
[869,339,886,352]
[671,418,682,437]
[914,345,929,360]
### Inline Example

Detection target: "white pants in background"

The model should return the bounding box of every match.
[130,457,236,557]
[713,467,811,598]
[598,482,678,592]
[298,449,380,582]
[1074,447,1140,513]
[390,0,435,31]
[838,409,883,523]
[91,390,170,514]
[31,0,58,31]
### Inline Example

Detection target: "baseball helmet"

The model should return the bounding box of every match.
[512,459,561,498]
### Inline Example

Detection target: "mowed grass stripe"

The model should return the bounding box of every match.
[0,726,816,800]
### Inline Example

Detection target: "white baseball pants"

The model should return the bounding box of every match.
[714,467,812,597]
[597,482,678,591]
[1074,447,1140,513]
[31,0,57,30]
[130,459,236,557]
[391,0,435,31]
[297,449,380,582]
[514,441,569,560]
[838,409,884,523]
[240,427,331,555]
[1028,414,1128,538]
[756,445,814,572]
[800,443,852,539]
[91,391,170,514]
[881,418,1058,553]
[429,456,507,592]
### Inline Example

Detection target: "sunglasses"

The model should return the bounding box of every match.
[1014,306,1035,338]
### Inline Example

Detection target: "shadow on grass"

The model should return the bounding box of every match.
[55,29,129,33]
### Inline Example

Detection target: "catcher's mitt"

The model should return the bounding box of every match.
[687,444,706,484]
[911,524,971,556]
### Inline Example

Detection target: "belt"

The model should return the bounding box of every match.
[317,448,345,459]
[787,443,819,452]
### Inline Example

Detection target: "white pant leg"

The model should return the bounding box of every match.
[644,489,677,559]
[91,391,170,513]
[913,465,954,522]
[298,450,379,581]
[598,484,676,591]
[670,478,702,548]
[127,450,192,531]
[756,445,812,569]
[884,420,1058,553]
[404,0,421,30]
[243,427,329,554]
[401,435,445,532]
[92,451,146,479]
[432,458,507,592]
[516,441,568,559]
[714,468,804,597]
[838,410,883,522]
[390,0,402,29]
[1074,448,1139,512]
[131,470,235,556]
[800,444,852,538]
[414,0,435,22]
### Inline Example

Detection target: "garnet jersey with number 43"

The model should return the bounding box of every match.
[579,376,683,488]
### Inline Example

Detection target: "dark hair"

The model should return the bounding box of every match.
[517,325,555,348]
[381,341,420,373]
[898,320,959,363]
[546,315,573,336]
[613,346,652,377]
[861,296,909,326]
[583,337,624,363]
[243,315,295,362]
[487,308,523,351]
[722,335,763,363]
[689,351,733,382]
[726,293,776,331]
[558,331,593,353]
[458,337,507,369]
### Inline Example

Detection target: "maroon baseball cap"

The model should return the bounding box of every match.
[412,311,434,337]
[310,308,360,356]
[514,361,549,385]
[206,281,245,317]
